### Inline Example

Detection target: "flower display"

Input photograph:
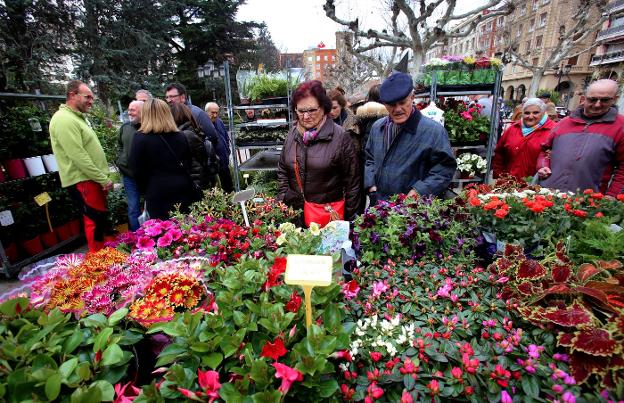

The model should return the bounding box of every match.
[456,153,487,176]
[420,55,502,85]
[441,99,490,143]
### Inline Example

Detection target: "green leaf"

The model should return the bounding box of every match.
[522,375,539,398]
[63,328,83,354]
[71,385,103,403]
[251,390,281,403]
[404,374,416,390]
[81,313,108,329]
[94,327,114,353]
[318,379,339,398]
[91,380,115,401]
[219,383,244,402]
[45,373,62,400]
[101,344,124,366]
[249,359,269,386]
[0,297,29,317]
[59,357,79,380]
[233,310,246,326]
[76,362,92,381]
[33,354,58,371]
[107,308,128,326]
[202,352,223,369]
[147,321,186,337]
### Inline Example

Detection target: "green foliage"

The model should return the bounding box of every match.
[442,100,490,143]
[107,186,129,227]
[0,104,52,158]
[536,89,560,106]
[89,103,119,167]
[569,220,624,263]
[0,299,141,403]
[244,74,298,101]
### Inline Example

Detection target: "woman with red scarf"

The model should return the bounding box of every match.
[492,98,555,180]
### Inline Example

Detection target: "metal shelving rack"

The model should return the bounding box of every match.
[414,69,503,185]
[223,62,292,191]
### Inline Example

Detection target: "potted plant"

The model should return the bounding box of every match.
[456,153,487,179]
[107,186,129,233]
[14,204,45,256]
[442,99,490,145]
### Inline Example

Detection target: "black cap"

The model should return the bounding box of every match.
[380,72,414,104]
[538,92,551,99]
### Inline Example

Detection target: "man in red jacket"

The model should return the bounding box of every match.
[537,79,624,196]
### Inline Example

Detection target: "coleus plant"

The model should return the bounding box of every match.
[489,242,624,395]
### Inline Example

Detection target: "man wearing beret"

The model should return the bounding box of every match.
[364,72,456,202]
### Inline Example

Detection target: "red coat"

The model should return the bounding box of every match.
[492,119,555,180]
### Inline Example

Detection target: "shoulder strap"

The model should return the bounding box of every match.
[293,141,306,200]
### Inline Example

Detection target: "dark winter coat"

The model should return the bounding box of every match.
[277,118,361,221]
[356,101,389,152]
[364,108,456,200]
[116,122,140,177]
[178,121,217,189]
[129,131,202,220]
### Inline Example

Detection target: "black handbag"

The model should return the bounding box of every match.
[158,135,203,199]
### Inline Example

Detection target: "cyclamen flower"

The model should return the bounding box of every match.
[272,362,303,395]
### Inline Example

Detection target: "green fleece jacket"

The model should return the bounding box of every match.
[49,104,109,187]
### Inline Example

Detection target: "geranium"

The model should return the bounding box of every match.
[272,362,303,395]
[261,338,288,361]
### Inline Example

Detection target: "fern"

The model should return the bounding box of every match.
[569,220,624,263]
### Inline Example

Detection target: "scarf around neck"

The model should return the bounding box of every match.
[299,116,326,145]
[521,114,547,137]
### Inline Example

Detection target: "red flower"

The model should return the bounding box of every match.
[95,349,102,364]
[342,279,360,299]
[285,290,302,313]
[333,350,352,361]
[594,212,604,218]
[401,391,414,403]
[263,256,287,290]
[451,366,463,379]
[427,379,440,395]
[494,207,509,219]
[272,362,303,395]
[261,338,288,361]
[617,194,624,202]
[464,386,474,395]
[572,209,587,217]
[114,381,141,403]
[197,369,221,402]
[366,382,384,400]
[468,197,482,207]
[490,364,511,388]
[341,384,355,400]
[370,351,382,362]
[399,357,417,374]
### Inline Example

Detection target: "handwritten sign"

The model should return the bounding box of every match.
[285,254,333,287]
[34,192,52,206]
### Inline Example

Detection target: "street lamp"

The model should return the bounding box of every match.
[197,59,226,101]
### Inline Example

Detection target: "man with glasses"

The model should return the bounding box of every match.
[205,102,233,192]
[364,72,456,202]
[49,80,113,251]
[537,79,624,196]
[165,83,223,188]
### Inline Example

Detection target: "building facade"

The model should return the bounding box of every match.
[302,48,337,81]
[279,53,303,69]
[590,0,624,80]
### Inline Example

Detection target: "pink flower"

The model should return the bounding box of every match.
[401,391,413,403]
[451,367,463,379]
[114,381,141,403]
[501,390,512,403]
[450,294,459,303]
[461,111,473,121]
[342,280,360,299]
[160,220,176,231]
[272,362,303,395]
[553,384,564,394]
[497,276,509,283]
[370,351,382,362]
[427,379,440,395]
[198,369,221,402]
[167,228,183,241]
[562,392,576,403]
[144,223,163,237]
[136,236,155,251]
[372,281,388,297]
[157,232,174,247]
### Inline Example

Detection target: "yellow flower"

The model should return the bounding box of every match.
[490,57,503,67]
[309,222,321,236]
[463,56,476,65]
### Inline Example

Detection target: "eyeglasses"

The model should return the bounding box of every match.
[165,94,181,100]
[75,93,94,101]
[295,107,320,116]
[586,97,615,104]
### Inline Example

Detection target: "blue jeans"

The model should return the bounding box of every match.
[122,175,141,231]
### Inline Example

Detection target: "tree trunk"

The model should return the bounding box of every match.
[410,50,425,77]
[527,68,545,97]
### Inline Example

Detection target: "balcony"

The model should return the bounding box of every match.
[609,0,624,15]
[596,24,624,42]
[590,50,624,65]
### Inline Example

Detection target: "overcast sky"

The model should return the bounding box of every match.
[236,0,487,53]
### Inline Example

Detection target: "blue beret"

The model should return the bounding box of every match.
[380,72,414,104]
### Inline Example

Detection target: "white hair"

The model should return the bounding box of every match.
[205,101,219,112]
[522,97,546,113]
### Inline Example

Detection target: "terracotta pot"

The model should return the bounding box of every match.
[3,159,27,180]
[3,242,18,262]
[40,231,59,248]
[55,222,72,241]
[68,219,81,235]
[20,235,44,256]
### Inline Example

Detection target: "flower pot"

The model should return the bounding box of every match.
[55,222,72,241]
[3,242,18,262]
[116,223,129,234]
[4,159,27,180]
[23,156,46,177]
[42,154,59,172]
[68,219,81,235]
[20,235,44,257]
[40,231,59,248]
[460,172,474,180]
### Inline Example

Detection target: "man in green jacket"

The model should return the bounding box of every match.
[116,100,143,231]
[49,80,113,251]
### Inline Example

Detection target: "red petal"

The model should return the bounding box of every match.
[551,263,572,283]
[572,328,617,356]
[504,244,523,257]
[557,333,574,347]
[569,352,608,384]
[516,260,546,280]
[543,305,592,327]
[577,263,605,283]
[495,258,513,274]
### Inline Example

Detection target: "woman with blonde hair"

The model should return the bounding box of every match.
[129,98,202,220]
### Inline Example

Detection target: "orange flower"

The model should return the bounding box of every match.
[494,208,509,219]
[468,197,481,207]
[617,194,624,202]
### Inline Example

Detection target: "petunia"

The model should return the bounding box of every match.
[167,228,183,241]
[136,236,155,251]
[156,232,173,248]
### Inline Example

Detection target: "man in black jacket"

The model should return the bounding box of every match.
[116,100,143,231]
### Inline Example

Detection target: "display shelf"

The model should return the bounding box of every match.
[236,141,284,149]
[238,149,281,171]
[0,170,58,186]
[232,104,288,110]
[1,234,83,278]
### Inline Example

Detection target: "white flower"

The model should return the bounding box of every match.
[276,234,286,245]
[309,222,321,236]
[278,222,296,233]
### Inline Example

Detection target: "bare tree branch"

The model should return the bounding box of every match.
[450,0,507,20]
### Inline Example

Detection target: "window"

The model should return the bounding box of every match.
[532,57,539,66]
[568,55,578,65]
[529,18,535,32]
[536,35,543,47]
[316,55,320,61]
[324,55,328,61]
[526,40,531,51]
[307,56,313,62]
[540,12,547,27]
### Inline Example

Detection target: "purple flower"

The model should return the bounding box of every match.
[144,223,163,237]
[562,392,576,403]
[501,390,512,403]
[370,232,380,244]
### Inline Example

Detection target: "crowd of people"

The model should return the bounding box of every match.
[48,74,624,251]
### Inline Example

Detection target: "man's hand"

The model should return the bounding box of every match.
[537,167,551,179]
[102,180,113,192]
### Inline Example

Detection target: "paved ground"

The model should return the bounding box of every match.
[0,241,88,298]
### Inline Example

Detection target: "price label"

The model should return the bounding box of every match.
[34,192,52,206]
[0,210,14,226]
[285,254,333,287]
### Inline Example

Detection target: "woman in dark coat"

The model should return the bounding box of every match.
[129,99,201,220]
[277,80,361,226]
[170,103,218,189]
